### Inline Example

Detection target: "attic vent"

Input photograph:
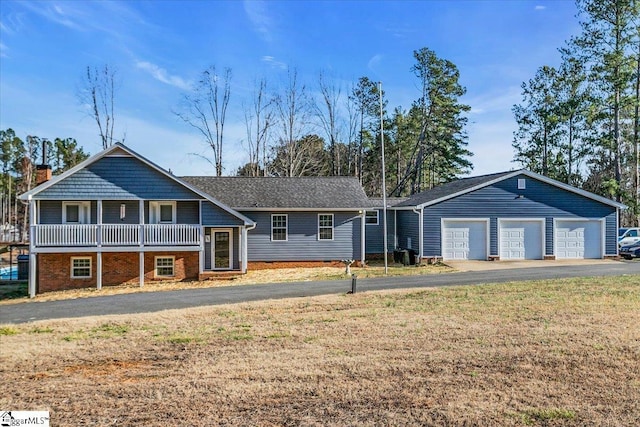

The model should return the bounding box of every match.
[518,179,526,190]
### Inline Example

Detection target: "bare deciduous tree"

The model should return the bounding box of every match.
[78,65,120,149]
[314,71,343,175]
[244,78,273,177]
[176,66,232,176]
[271,68,314,176]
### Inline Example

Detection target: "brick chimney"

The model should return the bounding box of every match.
[35,139,52,186]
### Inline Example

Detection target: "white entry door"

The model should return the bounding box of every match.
[442,220,488,260]
[212,229,233,269]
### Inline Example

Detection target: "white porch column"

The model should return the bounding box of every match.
[96,252,102,290]
[360,210,366,266]
[96,200,103,247]
[139,251,144,288]
[199,226,205,275]
[28,199,37,298]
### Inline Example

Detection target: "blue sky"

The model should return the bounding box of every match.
[0,0,580,177]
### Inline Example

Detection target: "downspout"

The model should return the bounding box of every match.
[243,222,257,273]
[412,207,423,261]
[361,210,366,267]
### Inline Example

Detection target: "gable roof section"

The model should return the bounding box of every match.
[395,169,626,209]
[20,143,255,226]
[181,176,373,210]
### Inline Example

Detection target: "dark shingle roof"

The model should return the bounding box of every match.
[395,170,517,207]
[368,197,408,208]
[181,176,373,209]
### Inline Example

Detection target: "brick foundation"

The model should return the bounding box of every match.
[37,251,200,293]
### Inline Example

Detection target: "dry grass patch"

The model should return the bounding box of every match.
[1,275,639,426]
[0,262,452,304]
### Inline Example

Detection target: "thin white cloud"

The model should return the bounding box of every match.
[136,61,191,91]
[0,42,7,58]
[367,54,383,72]
[20,1,86,31]
[244,0,274,43]
[261,55,287,70]
[535,5,546,11]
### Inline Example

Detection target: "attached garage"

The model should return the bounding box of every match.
[499,219,544,260]
[555,220,603,259]
[442,219,488,260]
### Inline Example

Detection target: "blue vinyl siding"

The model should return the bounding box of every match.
[365,209,396,253]
[242,211,361,261]
[39,200,62,224]
[176,201,199,224]
[39,200,97,224]
[201,201,244,226]
[418,175,618,257]
[102,200,139,224]
[36,156,202,200]
[396,210,419,251]
[489,217,498,256]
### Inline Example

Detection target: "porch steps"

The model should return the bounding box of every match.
[198,271,242,281]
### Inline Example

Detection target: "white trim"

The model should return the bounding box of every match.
[271,214,288,242]
[441,218,490,260]
[317,213,334,241]
[31,245,202,254]
[497,218,545,260]
[365,210,379,226]
[70,256,92,279]
[62,201,90,224]
[154,255,175,278]
[211,228,234,270]
[517,178,526,190]
[149,201,177,224]
[237,207,368,212]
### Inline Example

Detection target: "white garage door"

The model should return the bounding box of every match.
[555,220,602,259]
[442,220,487,260]
[499,220,544,260]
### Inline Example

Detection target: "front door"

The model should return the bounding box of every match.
[213,229,232,269]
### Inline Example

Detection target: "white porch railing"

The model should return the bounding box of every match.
[144,224,200,246]
[33,224,200,247]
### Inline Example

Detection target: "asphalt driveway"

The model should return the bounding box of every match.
[1,260,639,324]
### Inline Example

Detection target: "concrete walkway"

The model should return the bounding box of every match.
[1,260,638,324]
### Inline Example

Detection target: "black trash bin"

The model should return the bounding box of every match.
[393,249,402,264]
[407,249,417,265]
[17,254,29,280]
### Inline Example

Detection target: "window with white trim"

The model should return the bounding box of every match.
[365,210,379,225]
[318,214,334,240]
[62,201,90,224]
[155,256,175,277]
[518,179,526,190]
[71,257,91,278]
[150,201,176,224]
[271,214,288,241]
